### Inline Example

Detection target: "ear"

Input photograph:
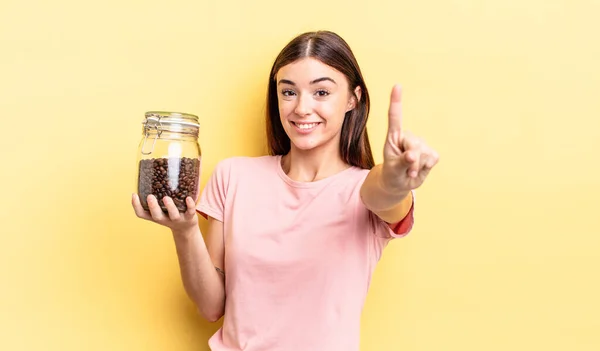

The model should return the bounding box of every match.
[347,86,362,112]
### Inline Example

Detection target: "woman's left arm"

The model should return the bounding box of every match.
[360,84,439,224]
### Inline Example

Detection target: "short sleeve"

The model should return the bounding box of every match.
[371,190,415,239]
[196,159,231,222]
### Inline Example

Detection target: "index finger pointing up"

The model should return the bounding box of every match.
[387,84,403,134]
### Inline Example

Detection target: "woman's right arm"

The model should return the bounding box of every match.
[171,217,225,322]
[132,193,226,322]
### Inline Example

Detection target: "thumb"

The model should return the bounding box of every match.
[387,84,403,135]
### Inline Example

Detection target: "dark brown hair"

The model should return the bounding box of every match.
[265,30,375,169]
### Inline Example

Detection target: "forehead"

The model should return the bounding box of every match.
[276,57,347,85]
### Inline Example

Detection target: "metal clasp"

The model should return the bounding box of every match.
[141,115,163,155]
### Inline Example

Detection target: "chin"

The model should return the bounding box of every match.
[289,139,322,152]
[289,135,340,153]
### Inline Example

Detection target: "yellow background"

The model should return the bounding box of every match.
[1,0,599,350]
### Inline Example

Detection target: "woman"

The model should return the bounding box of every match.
[133,30,439,351]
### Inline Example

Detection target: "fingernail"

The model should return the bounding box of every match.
[410,170,418,177]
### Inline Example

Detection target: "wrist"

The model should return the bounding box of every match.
[172,225,200,242]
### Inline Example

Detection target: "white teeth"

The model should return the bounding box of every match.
[296,123,318,129]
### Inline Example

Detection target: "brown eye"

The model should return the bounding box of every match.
[315,90,329,97]
[282,89,296,97]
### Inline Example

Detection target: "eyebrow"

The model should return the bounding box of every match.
[278,77,337,86]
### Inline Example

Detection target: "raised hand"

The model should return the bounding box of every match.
[381,84,439,194]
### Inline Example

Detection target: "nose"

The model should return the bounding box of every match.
[294,93,312,117]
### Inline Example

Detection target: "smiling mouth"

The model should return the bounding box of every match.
[291,122,321,130]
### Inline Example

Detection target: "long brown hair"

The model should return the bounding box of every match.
[265,30,375,169]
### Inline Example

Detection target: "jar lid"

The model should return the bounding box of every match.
[143,111,200,129]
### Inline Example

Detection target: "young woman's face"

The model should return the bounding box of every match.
[276,57,359,153]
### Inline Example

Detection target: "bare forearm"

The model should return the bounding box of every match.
[172,226,225,322]
[360,164,412,224]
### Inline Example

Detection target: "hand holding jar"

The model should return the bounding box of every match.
[131,111,202,233]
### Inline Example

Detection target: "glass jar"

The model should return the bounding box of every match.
[136,111,201,213]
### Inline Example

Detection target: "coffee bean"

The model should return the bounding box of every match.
[137,157,200,213]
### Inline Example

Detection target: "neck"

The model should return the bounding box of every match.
[281,143,349,182]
